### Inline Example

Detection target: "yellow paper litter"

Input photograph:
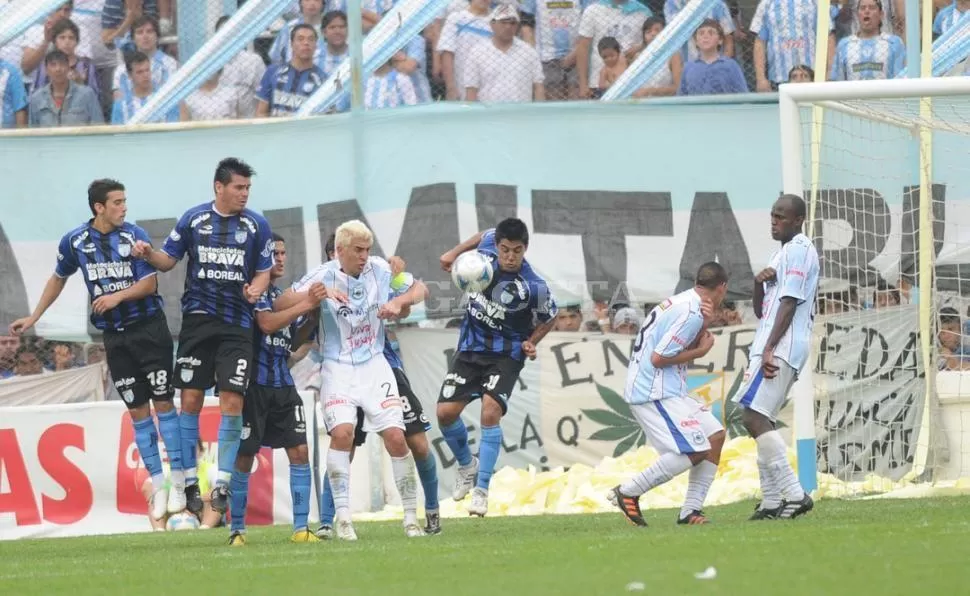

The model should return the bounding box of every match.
[352,437,970,521]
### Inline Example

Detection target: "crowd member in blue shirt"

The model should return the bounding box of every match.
[256,24,327,117]
[0,58,28,128]
[678,19,747,96]
[29,50,103,127]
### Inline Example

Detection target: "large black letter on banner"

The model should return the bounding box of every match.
[0,224,30,330]
[900,185,960,291]
[476,184,517,229]
[676,192,754,300]
[809,189,890,286]
[136,218,184,336]
[316,200,385,260]
[531,191,673,302]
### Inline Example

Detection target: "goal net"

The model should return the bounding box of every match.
[779,78,970,497]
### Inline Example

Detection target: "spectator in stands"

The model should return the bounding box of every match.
[596,36,627,93]
[664,0,735,60]
[50,341,81,371]
[180,70,242,121]
[364,52,420,109]
[519,0,583,100]
[215,15,266,119]
[631,17,682,97]
[14,345,45,376]
[112,16,177,100]
[396,32,434,104]
[788,64,814,82]
[85,343,106,364]
[678,19,747,95]
[2,2,75,94]
[933,0,970,38]
[269,0,326,65]
[29,50,104,127]
[111,51,178,123]
[576,0,651,99]
[611,306,642,335]
[874,279,901,308]
[102,0,159,52]
[32,19,100,103]
[363,0,398,32]
[830,0,904,81]
[437,0,493,100]
[709,299,742,327]
[318,11,350,78]
[938,307,969,370]
[750,0,834,92]
[554,304,584,331]
[0,58,28,128]
[256,24,327,117]
[465,5,545,102]
[0,336,18,379]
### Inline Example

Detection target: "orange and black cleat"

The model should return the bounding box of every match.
[610,486,647,527]
[677,510,710,525]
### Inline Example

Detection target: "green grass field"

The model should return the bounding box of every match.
[2,497,968,595]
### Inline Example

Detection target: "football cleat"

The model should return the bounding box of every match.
[777,494,814,519]
[453,457,479,501]
[609,486,647,527]
[424,511,441,535]
[405,523,425,538]
[315,524,334,540]
[184,483,203,515]
[210,484,230,514]
[167,481,187,515]
[336,519,358,541]
[677,510,710,525]
[467,488,488,517]
[150,487,169,521]
[228,531,247,546]
[749,502,783,520]
[291,529,321,543]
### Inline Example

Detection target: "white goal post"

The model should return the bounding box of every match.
[778,77,970,495]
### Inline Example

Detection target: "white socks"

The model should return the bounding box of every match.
[391,453,418,525]
[756,431,805,502]
[327,449,352,520]
[680,460,718,518]
[619,452,692,497]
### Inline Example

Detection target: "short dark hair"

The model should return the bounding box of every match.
[51,18,80,43]
[495,218,529,247]
[45,49,70,67]
[322,10,347,28]
[291,23,318,43]
[695,261,728,289]
[130,15,160,39]
[940,306,960,326]
[88,179,125,216]
[325,232,336,258]
[788,64,815,80]
[215,15,231,32]
[642,16,664,33]
[597,36,620,55]
[124,50,150,73]
[779,193,807,219]
[272,232,285,243]
[694,18,724,39]
[214,157,255,185]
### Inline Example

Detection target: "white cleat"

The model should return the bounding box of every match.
[150,487,169,521]
[468,487,488,517]
[453,456,479,501]
[404,523,425,538]
[167,482,187,514]
[336,519,358,541]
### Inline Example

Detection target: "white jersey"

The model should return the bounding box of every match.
[625,289,705,405]
[749,233,819,372]
[293,256,392,365]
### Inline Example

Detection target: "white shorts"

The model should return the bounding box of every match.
[731,356,797,421]
[631,395,724,455]
[320,357,405,434]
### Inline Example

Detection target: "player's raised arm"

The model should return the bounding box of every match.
[274,263,331,311]
[132,217,187,272]
[522,287,558,359]
[256,289,323,335]
[650,313,712,368]
[9,275,67,335]
[439,231,485,272]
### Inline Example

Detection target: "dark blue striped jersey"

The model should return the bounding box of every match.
[162,202,273,328]
[381,272,414,370]
[256,63,326,116]
[55,221,163,331]
[457,229,558,361]
[253,284,300,388]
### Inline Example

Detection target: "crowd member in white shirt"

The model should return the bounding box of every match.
[1,2,75,92]
[576,0,651,99]
[437,0,493,100]
[214,15,267,118]
[180,70,243,122]
[364,52,420,109]
[465,5,544,102]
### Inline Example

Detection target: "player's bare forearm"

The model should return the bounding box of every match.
[31,275,68,320]
[402,280,429,306]
[528,318,556,346]
[272,288,306,311]
[147,250,178,272]
[113,275,158,304]
[764,297,797,351]
[250,270,271,297]
[288,342,314,368]
[257,299,317,335]
[753,280,766,319]
[651,346,708,368]
[449,232,484,257]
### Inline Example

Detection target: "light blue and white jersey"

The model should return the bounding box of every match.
[750,0,829,84]
[933,2,970,37]
[437,8,493,96]
[403,35,433,103]
[268,16,326,65]
[625,289,705,405]
[521,0,587,62]
[364,69,419,109]
[830,33,905,81]
[292,256,393,365]
[113,49,177,96]
[110,92,178,124]
[749,233,819,372]
[664,0,734,62]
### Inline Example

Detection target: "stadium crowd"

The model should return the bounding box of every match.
[0,0,964,127]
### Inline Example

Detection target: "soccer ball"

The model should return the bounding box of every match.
[451,251,494,293]
[166,511,201,532]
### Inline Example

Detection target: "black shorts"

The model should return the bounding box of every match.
[437,352,524,414]
[103,313,174,409]
[174,313,254,394]
[350,368,431,447]
[239,385,307,456]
